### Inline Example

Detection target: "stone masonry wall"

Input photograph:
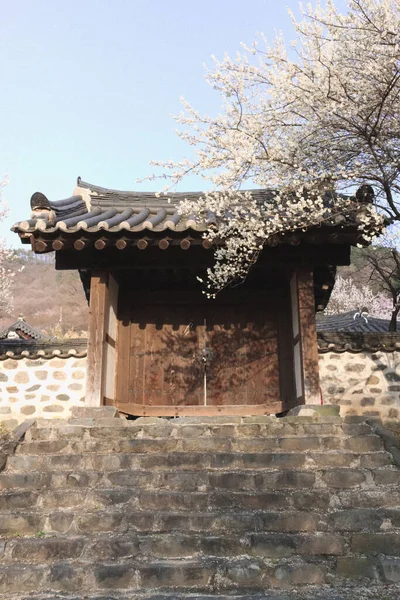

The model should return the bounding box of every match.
[0,349,86,429]
[1,335,400,428]
[319,350,400,420]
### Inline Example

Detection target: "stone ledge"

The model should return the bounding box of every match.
[366,418,400,467]
[0,418,35,471]
[318,332,400,353]
[0,338,88,360]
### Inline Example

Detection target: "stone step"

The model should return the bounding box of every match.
[3,485,400,513]
[25,420,373,441]
[0,553,400,594]
[2,502,400,535]
[1,466,398,492]
[15,434,383,455]
[0,531,351,562]
[3,530,400,564]
[5,450,392,472]
[4,591,400,600]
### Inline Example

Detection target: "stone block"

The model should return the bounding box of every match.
[373,469,400,485]
[224,560,264,586]
[330,509,386,531]
[47,511,75,534]
[273,563,326,586]
[139,562,211,588]
[336,557,379,580]
[77,511,126,533]
[199,536,243,557]
[35,371,48,380]
[0,512,44,535]
[380,558,400,583]
[360,452,391,468]
[344,435,382,452]
[0,565,45,593]
[279,436,322,451]
[3,360,18,370]
[291,490,332,511]
[210,491,289,510]
[70,406,120,419]
[261,511,323,532]
[297,534,345,555]
[352,533,400,555]
[11,537,85,561]
[249,533,297,558]
[87,536,139,560]
[43,405,64,413]
[321,469,367,488]
[0,490,38,510]
[20,405,36,415]
[48,562,84,591]
[94,564,135,589]
[141,534,200,558]
[0,471,50,490]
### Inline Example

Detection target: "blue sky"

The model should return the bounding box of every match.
[1,0,348,246]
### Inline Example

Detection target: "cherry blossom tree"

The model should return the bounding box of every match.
[325,274,393,319]
[0,178,14,317]
[149,0,398,294]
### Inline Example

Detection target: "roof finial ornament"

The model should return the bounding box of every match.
[30,192,50,211]
[355,185,374,204]
[354,307,369,323]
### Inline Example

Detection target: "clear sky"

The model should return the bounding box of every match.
[1,0,348,246]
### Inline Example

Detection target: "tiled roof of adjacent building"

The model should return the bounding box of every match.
[316,311,395,334]
[0,318,48,341]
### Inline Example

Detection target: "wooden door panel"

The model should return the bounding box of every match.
[124,304,204,407]
[205,304,280,406]
[116,296,284,415]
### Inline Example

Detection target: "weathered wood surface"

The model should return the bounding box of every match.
[115,297,282,415]
[297,269,320,405]
[86,272,109,407]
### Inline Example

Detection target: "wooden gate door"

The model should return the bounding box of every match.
[116,296,284,416]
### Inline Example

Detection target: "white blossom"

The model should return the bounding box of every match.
[148,0,398,294]
[0,177,14,317]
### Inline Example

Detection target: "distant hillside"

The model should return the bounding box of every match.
[0,250,88,337]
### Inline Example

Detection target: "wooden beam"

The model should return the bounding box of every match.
[202,239,213,249]
[297,269,320,405]
[74,239,86,251]
[137,239,148,250]
[116,402,283,417]
[86,271,109,407]
[116,239,127,250]
[158,238,169,250]
[52,240,64,251]
[180,238,191,250]
[34,240,47,252]
[94,239,107,250]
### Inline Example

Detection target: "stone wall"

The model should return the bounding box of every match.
[318,332,400,421]
[0,340,87,429]
[1,334,400,428]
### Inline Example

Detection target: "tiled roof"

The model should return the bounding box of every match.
[317,331,400,353]
[11,178,376,252]
[0,339,88,360]
[0,319,47,341]
[316,311,395,333]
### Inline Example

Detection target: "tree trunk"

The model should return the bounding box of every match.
[389,306,400,332]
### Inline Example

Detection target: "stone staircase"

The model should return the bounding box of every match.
[0,408,400,599]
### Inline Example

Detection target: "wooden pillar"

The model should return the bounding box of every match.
[102,275,119,406]
[86,271,109,407]
[296,269,320,405]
